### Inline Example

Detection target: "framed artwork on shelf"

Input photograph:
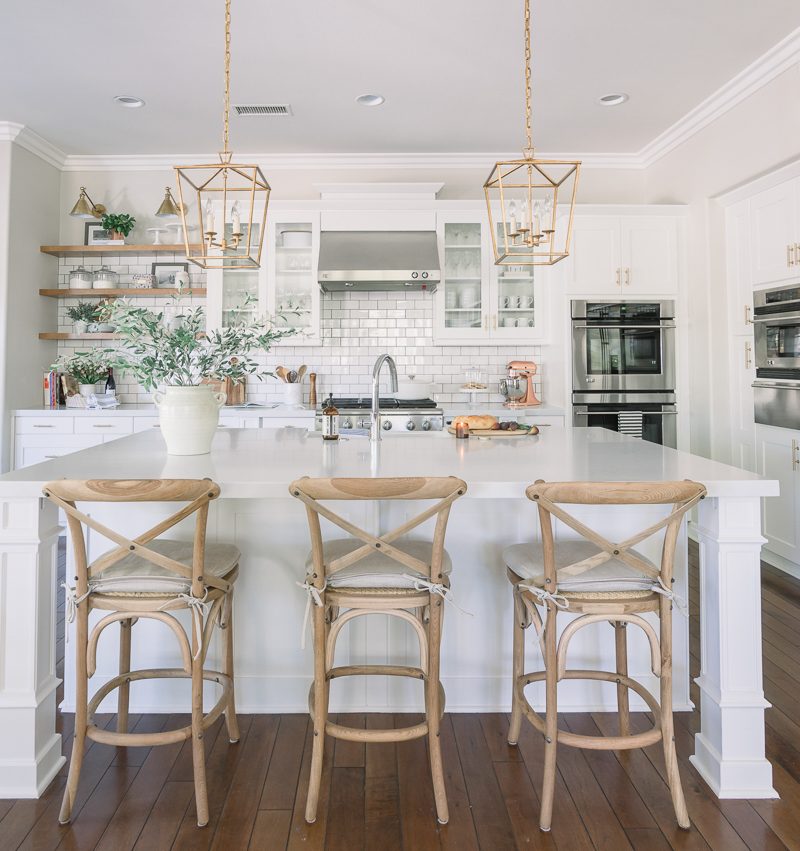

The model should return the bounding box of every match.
[151,262,190,288]
[85,222,123,246]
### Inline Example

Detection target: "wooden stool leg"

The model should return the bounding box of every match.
[191,625,209,827]
[425,597,449,825]
[614,622,630,737]
[660,603,690,829]
[117,618,133,734]
[305,603,328,824]
[221,591,240,744]
[508,589,526,746]
[540,603,559,832]
[60,608,89,824]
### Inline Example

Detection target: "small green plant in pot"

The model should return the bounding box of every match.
[65,301,100,334]
[100,212,136,242]
[103,298,296,455]
[54,349,114,397]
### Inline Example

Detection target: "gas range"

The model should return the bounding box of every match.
[314,397,444,433]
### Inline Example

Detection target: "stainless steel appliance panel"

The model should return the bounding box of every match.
[572,400,677,448]
[753,380,800,429]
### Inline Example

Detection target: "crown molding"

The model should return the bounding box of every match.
[0,121,67,169]
[0,121,24,143]
[59,150,639,172]
[638,26,800,168]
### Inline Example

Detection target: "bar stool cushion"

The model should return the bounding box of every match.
[90,539,241,595]
[306,539,452,589]
[504,541,657,593]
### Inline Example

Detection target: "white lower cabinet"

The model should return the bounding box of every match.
[756,424,800,564]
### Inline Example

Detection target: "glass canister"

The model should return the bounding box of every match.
[68,266,94,289]
[92,265,119,289]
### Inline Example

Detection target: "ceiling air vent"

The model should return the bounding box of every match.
[233,104,292,117]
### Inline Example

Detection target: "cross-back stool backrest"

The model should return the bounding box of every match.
[525,480,707,589]
[290,476,467,587]
[43,478,222,599]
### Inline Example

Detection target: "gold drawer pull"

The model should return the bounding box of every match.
[33,424,55,428]
[792,439,799,472]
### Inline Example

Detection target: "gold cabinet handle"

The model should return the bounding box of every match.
[492,314,497,330]
[624,267,631,287]
[789,244,795,267]
[745,341,752,369]
[793,438,799,472]
[744,305,752,325]
[483,315,488,330]
[615,268,621,287]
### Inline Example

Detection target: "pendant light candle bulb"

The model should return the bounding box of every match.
[231,202,241,235]
[205,202,215,236]
[508,200,519,236]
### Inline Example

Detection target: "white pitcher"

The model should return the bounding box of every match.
[153,385,226,455]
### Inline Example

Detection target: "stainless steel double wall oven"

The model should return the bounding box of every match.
[572,300,677,447]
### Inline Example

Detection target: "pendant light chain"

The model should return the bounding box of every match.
[524,0,533,158]
[223,0,231,155]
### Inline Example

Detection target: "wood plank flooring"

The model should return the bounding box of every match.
[2,542,800,849]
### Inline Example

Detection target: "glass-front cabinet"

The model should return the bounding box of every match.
[206,210,321,344]
[433,210,546,344]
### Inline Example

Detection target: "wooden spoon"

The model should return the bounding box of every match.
[275,366,288,382]
[296,364,307,383]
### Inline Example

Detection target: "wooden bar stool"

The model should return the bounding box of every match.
[43,478,241,828]
[504,479,706,832]
[290,475,467,825]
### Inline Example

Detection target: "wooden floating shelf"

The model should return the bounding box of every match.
[40,244,202,257]
[38,333,121,341]
[39,288,207,298]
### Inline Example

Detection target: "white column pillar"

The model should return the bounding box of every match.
[0,496,64,797]
[691,495,777,798]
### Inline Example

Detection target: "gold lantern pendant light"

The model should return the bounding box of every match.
[484,0,580,266]
[174,0,270,269]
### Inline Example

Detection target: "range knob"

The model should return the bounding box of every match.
[421,271,429,279]
[382,420,392,431]
[411,271,419,279]
[406,420,416,431]
[342,417,352,429]
[421,418,431,431]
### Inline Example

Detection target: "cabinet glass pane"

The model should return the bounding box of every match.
[275,222,314,330]
[496,223,535,330]
[221,269,260,328]
[443,222,482,329]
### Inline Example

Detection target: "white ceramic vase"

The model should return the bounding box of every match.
[78,383,95,398]
[153,385,226,456]
[73,320,88,335]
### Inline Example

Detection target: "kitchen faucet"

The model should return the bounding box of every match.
[371,353,398,441]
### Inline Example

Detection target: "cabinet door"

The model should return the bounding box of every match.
[725,200,755,335]
[434,214,490,342]
[564,216,621,294]
[729,336,756,471]
[751,180,799,286]
[269,213,321,345]
[620,217,678,295]
[757,426,800,562]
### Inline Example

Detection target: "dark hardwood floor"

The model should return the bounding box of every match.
[3,542,800,850]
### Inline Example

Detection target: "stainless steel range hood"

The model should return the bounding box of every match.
[317,231,440,292]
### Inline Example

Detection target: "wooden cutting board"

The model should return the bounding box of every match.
[447,426,538,438]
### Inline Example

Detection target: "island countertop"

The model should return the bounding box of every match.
[0,425,777,499]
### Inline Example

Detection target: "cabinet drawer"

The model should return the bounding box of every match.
[15,435,103,469]
[133,417,161,433]
[217,418,245,429]
[15,417,74,435]
[259,418,313,428]
[75,417,134,435]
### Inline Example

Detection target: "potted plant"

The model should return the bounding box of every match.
[54,349,114,397]
[102,299,295,455]
[100,212,136,242]
[65,301,100,335]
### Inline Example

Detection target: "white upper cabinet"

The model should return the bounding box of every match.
[564,216,621,292]
[725,199,755,335]
[750,179,800,286]
[565,214,680,295]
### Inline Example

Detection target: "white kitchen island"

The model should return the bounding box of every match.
[0,426,778,801]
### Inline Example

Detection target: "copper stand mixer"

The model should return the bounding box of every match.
[500,360,541,408]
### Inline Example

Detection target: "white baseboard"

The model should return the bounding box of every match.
[761,548,800,580]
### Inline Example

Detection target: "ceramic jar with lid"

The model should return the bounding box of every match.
[92,265,119,289]
[68,267,94,289]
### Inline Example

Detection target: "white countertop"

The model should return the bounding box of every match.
[441,403,565,418]
[13,404,315,419]
[0,426,776,500]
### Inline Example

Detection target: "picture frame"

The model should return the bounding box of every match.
[151,262,190,288]
[85,222,122,246]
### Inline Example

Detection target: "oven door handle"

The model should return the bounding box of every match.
[571,324,676,330]
[752,380,800,390]
[752,312,800,323]
[574,411,678,417]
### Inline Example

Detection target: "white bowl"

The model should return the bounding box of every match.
[281,230,312,249]
[395,378,434,400]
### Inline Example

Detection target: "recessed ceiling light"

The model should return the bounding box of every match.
[114,95,146,108]
[355,93,385,107]
[598,93,629,106]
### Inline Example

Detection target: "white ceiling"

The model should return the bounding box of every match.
[1,0,798,157]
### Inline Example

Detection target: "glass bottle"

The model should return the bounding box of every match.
[322,395,339,441]
[105,367,116,397]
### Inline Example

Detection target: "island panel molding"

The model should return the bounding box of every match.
[0,427,778,799]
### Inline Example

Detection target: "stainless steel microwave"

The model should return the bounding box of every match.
[571,300,676,393]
